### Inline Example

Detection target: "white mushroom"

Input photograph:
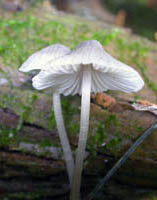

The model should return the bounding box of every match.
[32,40,144,200]
[19,44,74,184]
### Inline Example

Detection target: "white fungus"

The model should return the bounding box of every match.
[20,40,144,200]
[19,44,74,185]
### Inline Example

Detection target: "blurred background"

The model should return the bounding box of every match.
[0,0,157,40]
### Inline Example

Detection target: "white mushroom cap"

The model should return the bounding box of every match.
[19,44,70,72]
[32,40,144,95]
[19,44,75,184]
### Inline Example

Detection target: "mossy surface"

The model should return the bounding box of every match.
[0,2,157,189]
[1,3,157,200]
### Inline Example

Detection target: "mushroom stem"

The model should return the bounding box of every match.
[70,65,92,200]
[53,93,74,184]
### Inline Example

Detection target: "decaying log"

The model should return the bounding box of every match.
[0,85,157,192]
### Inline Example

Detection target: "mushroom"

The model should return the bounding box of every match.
[31,40,144,200]
[19,44,74,184]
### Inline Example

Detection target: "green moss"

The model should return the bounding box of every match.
[16,93,38,131]
[104,114,122,150]
[0,87,52,130]
[136,126,145,133]
[39,138,55,148]
[148,195,157,200]
[67,121,80,136]
[91,28,121,46]
[0,7,155,102]
[0,126,17,147]
[0,4,156,152]
[61,96,80,136]
[7,191,45,200]
[0,91,39,132]
[88,112,123,156]
[48,106,56,130]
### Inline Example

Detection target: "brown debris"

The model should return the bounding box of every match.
[115,9,126,27]
[138,100,157,106]
[92,93,116,108]
[132,100,157,116]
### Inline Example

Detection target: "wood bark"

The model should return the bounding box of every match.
[0,86,157,193]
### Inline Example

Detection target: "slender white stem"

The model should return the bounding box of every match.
[70,65,92,200]
[53,93,74,185]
